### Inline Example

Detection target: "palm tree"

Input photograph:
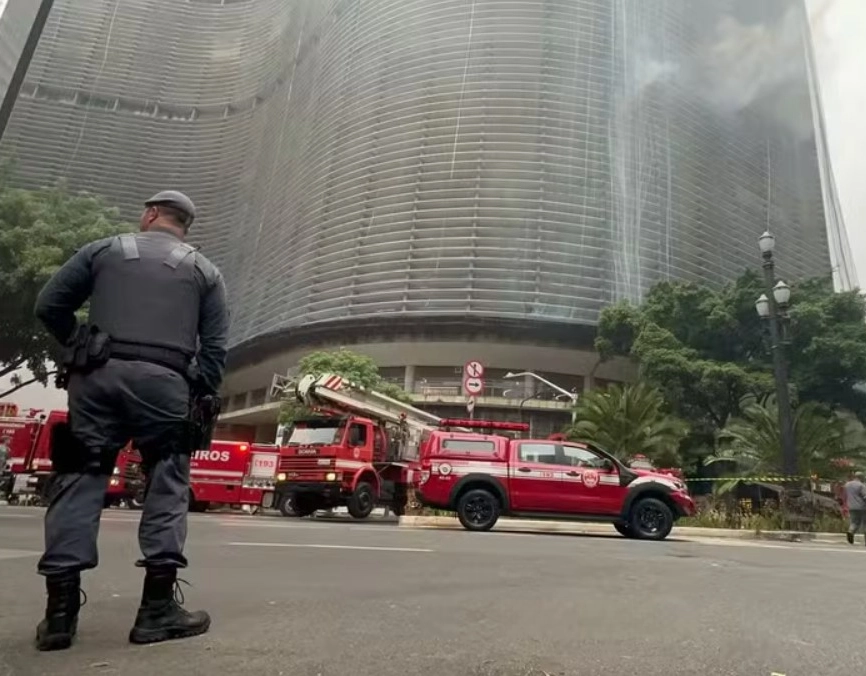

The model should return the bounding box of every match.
[710,397,866,481]
[565,382,688,466]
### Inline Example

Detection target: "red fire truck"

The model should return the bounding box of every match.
[268,374,445,518]
[271,374,695,540]
[0,406,141,506]
[185,440,278,512]
[0,404,277,512]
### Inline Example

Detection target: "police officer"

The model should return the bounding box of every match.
[32,191,229,651]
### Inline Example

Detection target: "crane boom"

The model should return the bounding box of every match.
[296,374,442,431]
[295,373,444,462]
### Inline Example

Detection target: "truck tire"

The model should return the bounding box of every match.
[613,521,635,538]
[290,494,320,518]
[278,493,297,517]
[628,497,674,541]
[189,491,209,513]
[127,492,145,510]
[347,482,375,519]
[456,488,500,532]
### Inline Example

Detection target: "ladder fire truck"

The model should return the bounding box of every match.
[267,373,527,519]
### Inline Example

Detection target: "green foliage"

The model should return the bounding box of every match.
[278,349,412,424]
[708,397,866,481]
[0,180,132,392]
[565,382,688,467]
[596,270,866,466]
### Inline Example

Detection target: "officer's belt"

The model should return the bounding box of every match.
[109,342,190,378]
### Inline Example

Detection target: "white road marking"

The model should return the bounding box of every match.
[0,548,41,560]
[0,513,36,518]
[215,520,393,532]
[217,521,330,530]
[227,542,433,553]
[687,538,863,554]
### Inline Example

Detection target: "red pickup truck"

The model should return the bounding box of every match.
[415,432,695,540]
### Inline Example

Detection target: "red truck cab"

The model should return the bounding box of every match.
[270,416,409,518]
[416,433,695,540]
[106,446,145,509]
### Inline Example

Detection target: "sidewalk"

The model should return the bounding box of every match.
[398,515,848,544]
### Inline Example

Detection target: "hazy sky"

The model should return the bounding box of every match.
[1,0,864,411]
[808,0,865,286]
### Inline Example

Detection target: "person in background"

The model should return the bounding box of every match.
[844,471,866,545]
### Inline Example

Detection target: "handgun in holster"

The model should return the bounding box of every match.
[188,393,221,452]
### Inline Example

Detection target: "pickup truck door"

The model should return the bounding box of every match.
[559,443,623,515]
[508,441,569,511]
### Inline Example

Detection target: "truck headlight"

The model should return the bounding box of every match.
[326,472,337,482]
[277,473,287,481]
[112,467,120,475]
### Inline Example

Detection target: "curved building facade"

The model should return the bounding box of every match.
[0,0,294,263]
[224,0,837,348]
[0,0,850,439]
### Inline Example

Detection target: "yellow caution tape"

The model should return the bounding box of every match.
[684,476,808,483]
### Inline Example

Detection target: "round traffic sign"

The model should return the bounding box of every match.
[463,377,484,395]
[464,361,484,378]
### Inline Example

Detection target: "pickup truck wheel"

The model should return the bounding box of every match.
[347,482,375,519]
[629,497,674,541]
[456,488,500,532]
[614,521,635,538]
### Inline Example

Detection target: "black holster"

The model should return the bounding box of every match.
[48,421,114,476]
[55,325,112,390]
[188,394,221,452]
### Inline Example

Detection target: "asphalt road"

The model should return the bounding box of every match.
[0,507,863,676]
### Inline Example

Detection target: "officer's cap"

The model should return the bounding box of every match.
[145,190,196,228]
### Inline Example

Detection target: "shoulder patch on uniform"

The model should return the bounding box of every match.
[164,243,195,270]
[195,253,221,286]
[119,234,140,261]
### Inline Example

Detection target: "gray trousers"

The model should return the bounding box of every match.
[848,509,866,534]
[39,359,191,577]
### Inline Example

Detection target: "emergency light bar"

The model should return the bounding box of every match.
[438,419,530,432]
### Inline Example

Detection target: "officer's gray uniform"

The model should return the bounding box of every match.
[33,229,229,576]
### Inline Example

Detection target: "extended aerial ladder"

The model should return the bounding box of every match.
[293,373,444,461]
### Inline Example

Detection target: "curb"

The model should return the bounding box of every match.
[397,515,848,544]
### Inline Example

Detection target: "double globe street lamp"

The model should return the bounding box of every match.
[755,231,798,479]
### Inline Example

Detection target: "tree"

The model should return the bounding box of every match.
[709,397,866,483]
[278,349,411,424]
[596,271,866,455]
[0,182,132,398]
[564,382,688,467]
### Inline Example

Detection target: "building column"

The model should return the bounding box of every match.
[583,374,594,393]
[523,373,535,397]
[404,365,416,393]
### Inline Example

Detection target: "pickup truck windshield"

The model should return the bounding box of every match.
[287,427,341,446]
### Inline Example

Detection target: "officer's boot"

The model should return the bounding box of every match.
[35,572,83,651]
[128,568,210,645]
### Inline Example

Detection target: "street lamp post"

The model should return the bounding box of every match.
[504,371,579,423]
[756,231,798,479]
